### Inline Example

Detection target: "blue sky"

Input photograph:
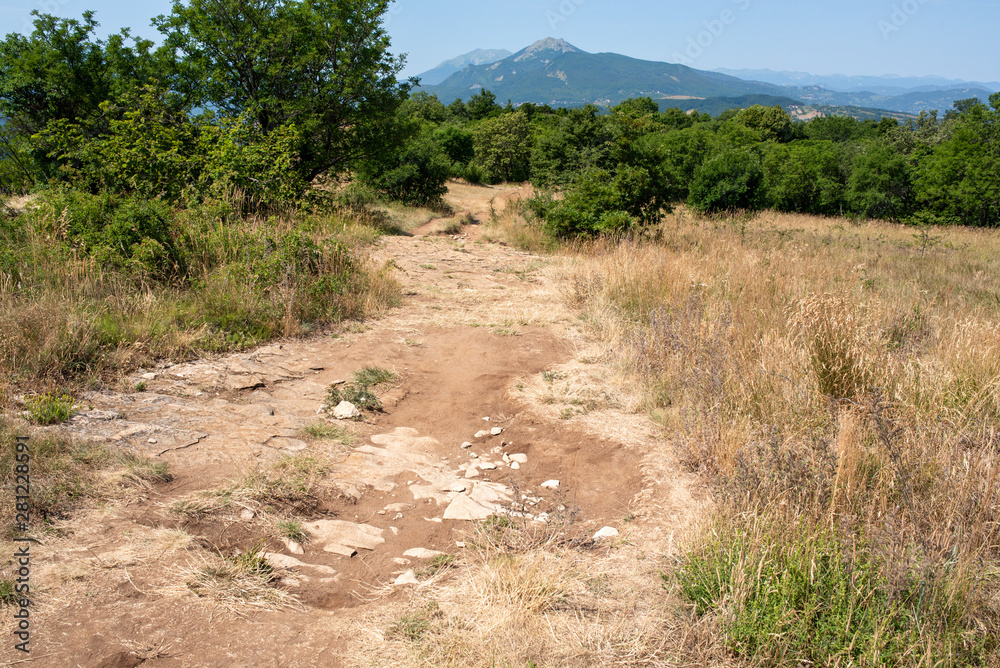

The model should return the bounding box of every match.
[2,0,998,83]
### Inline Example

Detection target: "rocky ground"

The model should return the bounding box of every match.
[1,182,706,667]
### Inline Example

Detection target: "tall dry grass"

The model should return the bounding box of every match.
[557,208,1000,665]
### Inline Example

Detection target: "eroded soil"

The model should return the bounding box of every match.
[1,182,705,667]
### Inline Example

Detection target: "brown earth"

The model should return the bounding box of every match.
[1,181,705,667]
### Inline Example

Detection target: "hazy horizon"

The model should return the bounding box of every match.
[2,0,998,84]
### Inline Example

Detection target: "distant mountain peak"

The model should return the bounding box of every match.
[513,38,584,62]
[440,48,512,69]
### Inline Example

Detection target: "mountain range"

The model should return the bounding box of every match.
[416,39,997,118]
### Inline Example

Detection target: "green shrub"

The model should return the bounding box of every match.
[687,147,765,214]
[28,188,182,278]
[24,393,76,424]
[533,164,668,238]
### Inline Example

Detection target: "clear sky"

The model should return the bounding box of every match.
[2,0,998,84]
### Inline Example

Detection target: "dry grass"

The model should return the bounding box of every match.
[351,517,680,668]
[481,197,553,253]
[554,207,1000,665]
[166,548,303,615]
[168,454,336,522]
[0,198,401,399]
[0,420,170,538]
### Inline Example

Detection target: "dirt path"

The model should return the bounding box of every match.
[2,183,705,667]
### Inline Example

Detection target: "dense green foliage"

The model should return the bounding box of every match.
[386,91,999,236]
[1,2,411,201]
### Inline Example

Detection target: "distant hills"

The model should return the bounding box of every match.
[415,48,512,86]
[416,38,998,119]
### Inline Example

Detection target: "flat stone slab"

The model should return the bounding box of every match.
[264,553,336,575]
[403,548,445,559]
[443,495,495,521]
[303,520,385,554]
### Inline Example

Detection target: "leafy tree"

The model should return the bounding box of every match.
[446,98,469,122]
[35,85,305,205]
[530,104,608,186]
[688,146,765,213]
[732,105,793,143]
[846,142,913,221]
[649,126,721,202]
[804,115,873,143]
[0,11,158,174]
[400,91,448,124]
[763,141,846,215]
[154,0,411,181]
[914,95,1000,226]
[474,111,530,183]
[434,125,475,165]
[466,89,500,121]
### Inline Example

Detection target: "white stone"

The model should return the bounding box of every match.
[333,401,361,420]
[541,480,560,490]
[593,526,620,541]
[510,454,528,464]
[403,548,445,559]
[281,538,305,555]
[490,427,504,436]
[147,438,158,444]
[394,570,420,586]
[479,461,497,471]
[240,508,255,521]
[461,442,473,449]
[443,495,495,521]
[482,417,491,421]
[510,462,520,470]
[304,519,385,554]
[264,553,336,575]
[502,453,510,463]
[393,558,411,566]
[465,468,481,478]
[443,482,468,493]
[424,517,443,523]
[474,430,490,439]
[141,373,158,381]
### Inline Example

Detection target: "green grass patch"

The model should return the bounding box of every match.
[24,393,76,425]
[300,422,355,444]
[674,527,992,667]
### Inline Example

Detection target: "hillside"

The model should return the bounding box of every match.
[422,37,791,107]
[422,38,995,117]
[415,48,513,86]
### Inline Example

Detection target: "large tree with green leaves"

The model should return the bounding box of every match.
[0,11,159,176]
[153,0,412,181]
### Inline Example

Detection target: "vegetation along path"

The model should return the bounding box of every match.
[0,182,706,667]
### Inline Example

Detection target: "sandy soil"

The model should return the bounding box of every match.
[1,182,705,667]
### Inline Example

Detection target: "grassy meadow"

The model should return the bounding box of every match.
[526,207,1000,666]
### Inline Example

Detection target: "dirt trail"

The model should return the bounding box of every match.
[2,182,705,667]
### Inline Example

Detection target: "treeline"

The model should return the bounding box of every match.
[387,89,1000,235]
[1,7,997,238]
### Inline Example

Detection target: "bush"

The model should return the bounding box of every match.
[687,147,765,214]
[359,130,450,206]
[24,392,76,424]
[534,164,669,238]
[28,188,182,278]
